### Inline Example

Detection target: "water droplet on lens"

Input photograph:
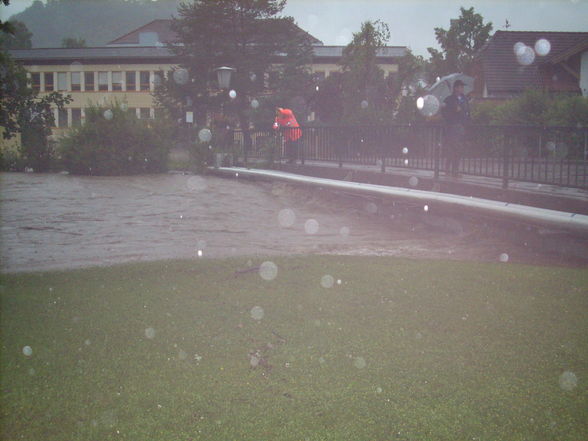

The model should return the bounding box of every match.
[546,141,556,152]
[360,100,368,109]
[534,38,551,56]
[197,249,203,258]
[186,175,208,192]
[320,275,335,288]
[250,306,264,320]
[516,46,535,65]
[173,68,189,85]
[339,226,350,237]
[103,109,113,120]
[229,90,237,99]
[499,253,509,262]
[408,176,419,187]
[376,387,382,393]
[353,356,366,369]
[365,202,378,214]
[513,42,526,56]
[559,371,578,391]
[278,208,296,227]
[249,355,259,367]
[259,261,278,281]
[404,159,409,166]
[198,128,212,142]
[304,219,319,235]
[22,346,33,356]
[423,205,429,212]
[416,96,424,110]
[402,147,409,155]
[251,99,259,109]
[145,327,156,339]
[417,95,440,117]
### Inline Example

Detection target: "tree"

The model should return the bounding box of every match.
[0,20,32,49]
[426,6,492,79]
[155,0,313,147]
[0,0,13,34]
[61,37,86,48]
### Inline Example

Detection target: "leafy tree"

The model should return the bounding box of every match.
[61,37,86,48]
[427,6,492,79]
[155,0,313,147]
[0,20,32,49]
[0,0,13,34]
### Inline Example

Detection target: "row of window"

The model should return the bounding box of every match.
[54,107,159,128]
[30,71,163,93]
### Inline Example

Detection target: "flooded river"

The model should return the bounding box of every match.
[1,172,586,272]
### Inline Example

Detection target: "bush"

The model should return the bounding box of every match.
[59,104,172,175]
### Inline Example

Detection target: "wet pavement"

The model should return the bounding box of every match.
[1,172,587,273]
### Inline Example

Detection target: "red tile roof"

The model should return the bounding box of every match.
[477,30,588,96]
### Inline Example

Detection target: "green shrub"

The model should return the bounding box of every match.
[59,104,172,175]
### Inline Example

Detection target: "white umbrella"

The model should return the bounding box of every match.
[427,73,474,103]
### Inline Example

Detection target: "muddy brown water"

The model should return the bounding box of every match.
[1,172,586,273]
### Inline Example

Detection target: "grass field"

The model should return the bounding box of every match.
[1,256,587,441]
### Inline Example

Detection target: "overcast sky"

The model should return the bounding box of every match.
[2,0,588,56]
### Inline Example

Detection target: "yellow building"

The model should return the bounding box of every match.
[7,20,406,132]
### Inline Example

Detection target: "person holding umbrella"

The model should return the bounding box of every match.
[441,79,470,177]
[273,107,302,164]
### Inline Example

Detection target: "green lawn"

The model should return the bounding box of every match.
[1,256,587,441]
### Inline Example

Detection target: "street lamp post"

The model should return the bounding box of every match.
[213,66,236,166]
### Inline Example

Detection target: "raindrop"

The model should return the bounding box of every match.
[408,176,419,187]
[186,175,208,192]
[249,355,259,367]
[249,72,257,82]
[315,85,319,91]
[84,339,91,346]
[360,100,368,109]
[353,356,367,369]
[229,90,237,99]
[416,96,424,109]
[145,327,156,339]
[22,346,33,357]
[251,99,259,109]
[173,68,189,85]
[402,147,409,155]
[304,219,319,235]
[534,38,551,56]
[513,42,526,56]
[198,128,212,142]
[545,141,556,152]
[404,159,409,166]
[376,387,383,394]
[339,226,350,237]
[197,250,203,258]
[337,279,342,285]
[259,261,278,281]
[423,205,429,212]
[365,202,378,214]
[516,46,535,65]
[278,208,296,227]
[103,109,113,120]
[417,94,440,117]
[499,253,509,263]
[559,371,578,391]
[320,275,335,289]
[250,306,264,320]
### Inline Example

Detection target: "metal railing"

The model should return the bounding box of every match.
[230,124,588,190]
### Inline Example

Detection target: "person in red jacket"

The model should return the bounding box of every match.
[273,107,302,164]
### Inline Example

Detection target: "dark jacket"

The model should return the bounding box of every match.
[442,93,470,125]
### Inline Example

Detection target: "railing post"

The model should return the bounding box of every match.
[380,126,387,173]
[502,128,510,189]
[434,125,441,180]
[300,127,305,165]
[338,127,344,168]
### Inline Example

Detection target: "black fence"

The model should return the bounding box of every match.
[231,124,588,190]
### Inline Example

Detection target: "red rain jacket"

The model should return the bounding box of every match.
[273,108,302,142]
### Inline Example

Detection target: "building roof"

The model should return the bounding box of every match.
[107,18,324,46]
[8,46,176,65]
[477,30,588,95]
[312,45,406,60]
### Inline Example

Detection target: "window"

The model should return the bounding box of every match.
[312,71,326,82]
[58,108,68,127]
[128,108,137,118]
[31,73,41,91]
[57,72,68,91]
[139,108,151,119]
[126,71,136,91]
[140,71,150,91]
[84,72,95,91]
[71,72,81,91]
[44,72,54,91]
[71,108,82,126]
[112,71,122,91]
[98,71,108,91]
